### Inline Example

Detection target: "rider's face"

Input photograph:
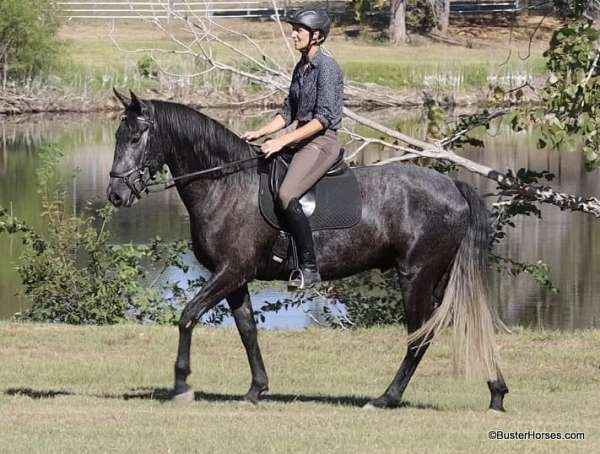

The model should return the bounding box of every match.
[291,25,317,51]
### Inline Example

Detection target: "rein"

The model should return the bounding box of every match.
[144,153,263,193]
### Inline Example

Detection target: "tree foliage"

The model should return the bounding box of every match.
[541,19,599,169]
[0,0,62,79]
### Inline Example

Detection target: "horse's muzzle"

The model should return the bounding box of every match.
[107,180,135,208]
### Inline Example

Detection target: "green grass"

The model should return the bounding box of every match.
[0,323,598,453]
[44,21,548,99]
[342,59,545,91]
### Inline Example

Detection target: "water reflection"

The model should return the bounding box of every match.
[1,111,599,329]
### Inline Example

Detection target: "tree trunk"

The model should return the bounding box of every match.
[438,0,450,35]
[429,0,450,35]
[389,0,408,45]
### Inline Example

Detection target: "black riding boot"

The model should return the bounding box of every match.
[282,198,321,289]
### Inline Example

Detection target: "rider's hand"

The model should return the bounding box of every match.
[261,138,286,158]
[241,130,262,142]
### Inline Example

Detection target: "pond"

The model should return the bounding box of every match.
[1,109,599,329]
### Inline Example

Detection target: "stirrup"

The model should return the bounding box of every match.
[288,268,321,290]
[287,268,305,290]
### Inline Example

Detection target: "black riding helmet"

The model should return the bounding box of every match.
[283,9,331,44]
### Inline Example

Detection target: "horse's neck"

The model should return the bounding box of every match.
[164,138,252,224]
[162,112,247,177]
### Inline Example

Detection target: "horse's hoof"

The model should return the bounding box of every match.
[364,396,399,409]
[243,387,267,405]
[487,408,505,416]
[172,389,194,403]
[243,395,259,405]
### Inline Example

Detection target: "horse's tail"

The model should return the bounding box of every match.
[407,180,506,381]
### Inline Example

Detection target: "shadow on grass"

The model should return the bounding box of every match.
[5,387,74,399]
[4,386,439,410]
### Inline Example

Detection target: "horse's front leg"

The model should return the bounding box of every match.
[227,285,269,403]
[173,267,244,400]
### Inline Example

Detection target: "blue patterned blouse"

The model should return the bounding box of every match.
[279,50,344,130]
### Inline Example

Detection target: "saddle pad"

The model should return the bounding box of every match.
[259,167,362,231]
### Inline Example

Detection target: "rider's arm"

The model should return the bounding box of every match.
[314,58,344,131]
[277,119,324,147]
[256,114,287,137]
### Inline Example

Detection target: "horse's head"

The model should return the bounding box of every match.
[107,88,161,207]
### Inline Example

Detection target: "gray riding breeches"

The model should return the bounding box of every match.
[278,129,341,210]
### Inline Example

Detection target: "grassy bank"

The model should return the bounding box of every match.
[0,19,553,116]
[0,19,549,113]
[0,323,598,453]
[59,21,546,94]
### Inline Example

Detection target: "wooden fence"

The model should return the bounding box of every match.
[57,1,342,20]
[57,0,547,20]
[57,0,567,20]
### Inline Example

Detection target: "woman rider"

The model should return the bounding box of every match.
[242,9,344,289]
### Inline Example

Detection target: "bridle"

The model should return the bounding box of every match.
[109,114,263,198]
[109,114,155,199]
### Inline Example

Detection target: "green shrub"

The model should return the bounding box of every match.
[0,0,62,79]
[136,55,160,80]
[326,270,404,327]
[0,145,203,324]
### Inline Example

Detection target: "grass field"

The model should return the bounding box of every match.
[49,19,548,97]
[0,323,598,453]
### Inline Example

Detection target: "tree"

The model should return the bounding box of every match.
[390,0,408,44]
[431,0,450,35]
[0,0,62,85]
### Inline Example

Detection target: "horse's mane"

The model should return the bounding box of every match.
[150,100,258,187]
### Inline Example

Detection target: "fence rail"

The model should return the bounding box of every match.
[57,0,552,20]
[57,1,341,19]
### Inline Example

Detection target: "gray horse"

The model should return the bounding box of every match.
[107,90,508,411]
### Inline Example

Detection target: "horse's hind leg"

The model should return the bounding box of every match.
[227,285,269,403]
[488,371,509,412]
[367,270,436,409]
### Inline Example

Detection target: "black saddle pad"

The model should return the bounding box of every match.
[258,164,362,231]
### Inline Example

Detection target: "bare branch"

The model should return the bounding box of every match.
[270,0,296,67]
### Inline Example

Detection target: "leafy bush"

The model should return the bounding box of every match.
[0,0,62,79]
[324,270,404,327]
[406,0,437,33]
[0,145,203,324]
[136,55,160,80]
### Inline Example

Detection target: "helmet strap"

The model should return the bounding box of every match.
[301,30,320,57]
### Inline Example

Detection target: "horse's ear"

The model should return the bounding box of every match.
[129,90,142,114]
[129,90,153,120]
[113,87,130,107]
